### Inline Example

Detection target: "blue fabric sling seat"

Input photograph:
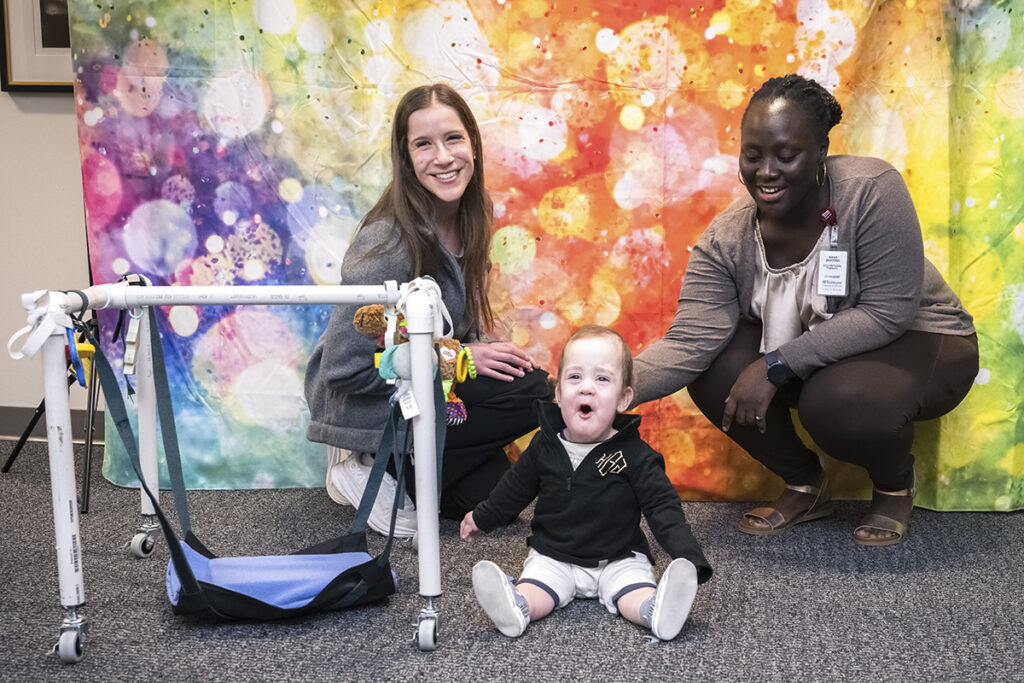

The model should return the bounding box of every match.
[166,544,388,611]
[166,533,398,613]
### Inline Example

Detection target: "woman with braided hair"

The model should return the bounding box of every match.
[633,74,978,546]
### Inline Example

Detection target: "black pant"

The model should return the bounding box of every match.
[687,320,979,490]
[400,368,552,519]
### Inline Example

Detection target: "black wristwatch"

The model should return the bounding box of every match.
[765,350,796,387]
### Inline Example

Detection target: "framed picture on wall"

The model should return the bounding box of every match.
[1,0,72,92]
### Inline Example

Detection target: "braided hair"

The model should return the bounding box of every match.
[743,74,843,144]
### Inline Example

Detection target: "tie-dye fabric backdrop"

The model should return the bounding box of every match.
[68,0,1023,510]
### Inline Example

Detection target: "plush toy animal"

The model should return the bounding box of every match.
[353,304,469,424]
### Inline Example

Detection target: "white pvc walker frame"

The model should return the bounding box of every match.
[9,278,446,662]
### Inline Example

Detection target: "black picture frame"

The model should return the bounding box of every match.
[1,0,72,92]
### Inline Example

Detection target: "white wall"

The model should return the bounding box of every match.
[1,92,91,411]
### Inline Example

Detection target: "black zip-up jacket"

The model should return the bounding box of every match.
[473,401,712,584]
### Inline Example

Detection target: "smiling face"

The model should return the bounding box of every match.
[555,335,634,444]
[406,101,475,213]
[739,97,827,224]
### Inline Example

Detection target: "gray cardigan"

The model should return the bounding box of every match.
[633,155,975,405]
[304,220,479,452]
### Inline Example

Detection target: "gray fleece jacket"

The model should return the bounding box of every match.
[304,219,480,452]
[633,155,975,405]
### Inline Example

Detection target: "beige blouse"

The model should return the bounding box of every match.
[751,224,834,354]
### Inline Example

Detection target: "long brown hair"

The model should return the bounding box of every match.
[361,83,494,332]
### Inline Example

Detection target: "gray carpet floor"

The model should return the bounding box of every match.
[2,438,1022,682]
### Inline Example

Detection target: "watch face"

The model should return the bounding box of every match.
[767,362,790,386]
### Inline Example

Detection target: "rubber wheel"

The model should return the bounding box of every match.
[129,533,156,558]
[57,630,82,663]
[416,618,437,651]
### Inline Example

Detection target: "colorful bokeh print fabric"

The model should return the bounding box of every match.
[69,0,1024,510]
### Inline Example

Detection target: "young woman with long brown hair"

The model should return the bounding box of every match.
[305,84,551,537]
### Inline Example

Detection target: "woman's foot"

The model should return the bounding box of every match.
[327,449,417,538]
[738,473,835,535]
[326,447,356,505]
[854,473,916,547]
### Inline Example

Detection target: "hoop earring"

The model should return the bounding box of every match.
[816,163,827,187]
[737,170,747,187]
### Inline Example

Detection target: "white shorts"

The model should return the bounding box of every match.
[517,548,657,615]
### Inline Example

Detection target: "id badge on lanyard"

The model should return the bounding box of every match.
[817,207,848,297]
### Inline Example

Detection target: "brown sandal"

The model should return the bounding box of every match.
[854,474,916,547]
[738,475,835,536]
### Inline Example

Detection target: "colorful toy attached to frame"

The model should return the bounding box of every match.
[352,303,477,425]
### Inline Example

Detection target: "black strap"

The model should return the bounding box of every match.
[75,314,206,603]
[146,311,191,534]
[110,274,147,344]
[348,346,448,558]
[369,413,406,564]
[432,349,447,501]
[65,289,89,314]
[349,403,401,536]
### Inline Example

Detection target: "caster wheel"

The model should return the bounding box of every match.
[57,630,82,663]
[129,533,156,558]
[416,617,437,651]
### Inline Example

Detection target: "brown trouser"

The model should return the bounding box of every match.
[687,320,979,490]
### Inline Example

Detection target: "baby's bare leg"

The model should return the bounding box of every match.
[517,582,556,621]
[616,586,656,625]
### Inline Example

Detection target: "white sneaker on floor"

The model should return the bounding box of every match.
[327,449,417,539]
[327,448,369,507]
[649,558,698,641]
[326,447,356,505]
[472,560,529,637]
[367,466,417,539]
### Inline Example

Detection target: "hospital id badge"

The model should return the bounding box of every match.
[817,250,848,297]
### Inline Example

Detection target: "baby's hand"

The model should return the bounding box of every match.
[460,511,480,541]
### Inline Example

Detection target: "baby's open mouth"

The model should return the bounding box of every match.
[580,405,592,415]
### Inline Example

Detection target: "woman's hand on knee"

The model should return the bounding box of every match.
[722,358,777,434]
[468,342,536,382]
